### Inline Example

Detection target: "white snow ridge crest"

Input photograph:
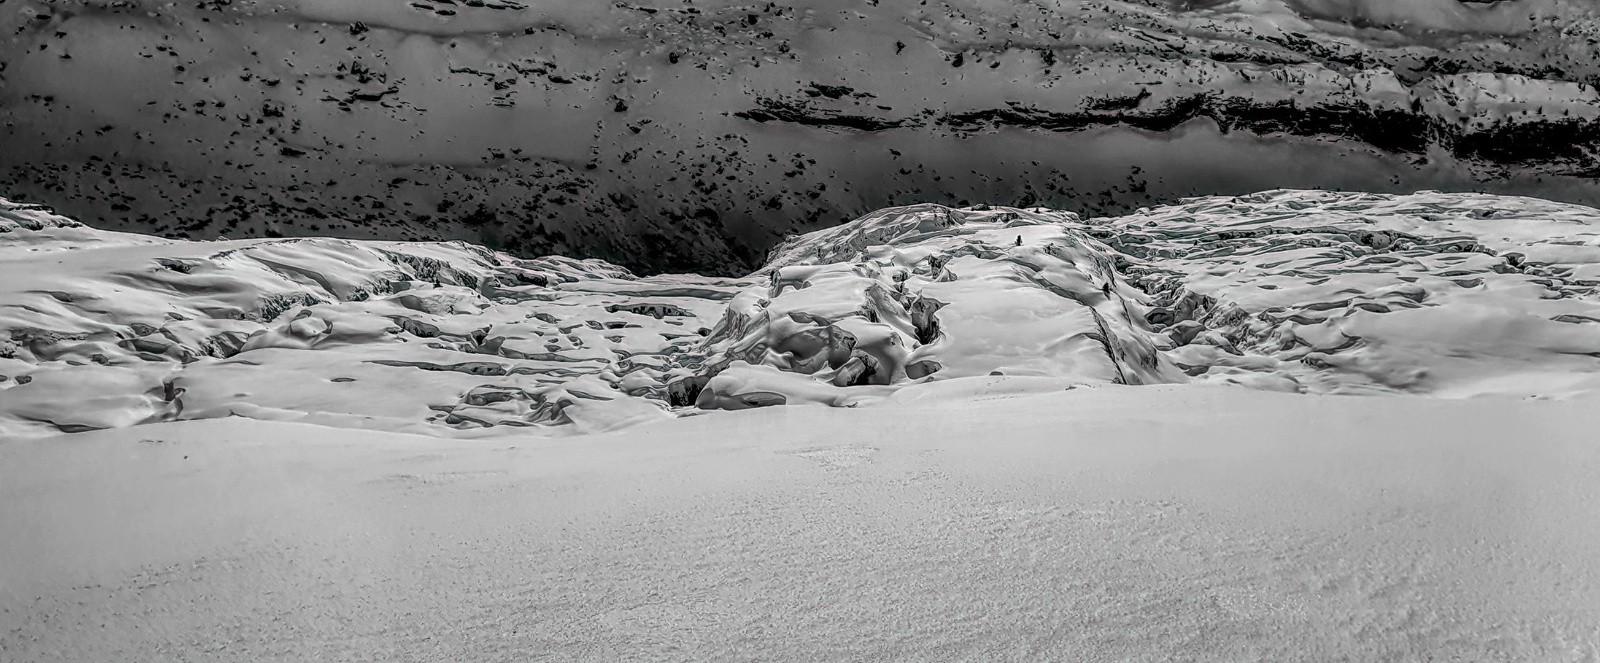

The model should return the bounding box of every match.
[3,189,1600,438]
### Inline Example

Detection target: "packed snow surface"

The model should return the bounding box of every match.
[4,189,1600,439]
[3,386,1598,660]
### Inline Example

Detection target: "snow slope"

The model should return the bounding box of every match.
[4,189,1600,439]
[4,0,1600,273]
[3,385,1598,660]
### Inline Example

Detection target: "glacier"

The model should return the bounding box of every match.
[6,187,1600,658]
[4,189,1599,439]
[8,2,1600,659]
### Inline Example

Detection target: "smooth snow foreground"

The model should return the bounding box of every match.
[3,386,1598,660]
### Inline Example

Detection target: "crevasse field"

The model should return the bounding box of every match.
[3,190,1599,660]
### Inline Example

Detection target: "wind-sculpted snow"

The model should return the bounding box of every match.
[5,0,1600,274]
[3,190,1600,438]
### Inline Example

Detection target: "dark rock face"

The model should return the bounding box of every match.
[2,0,1599,275]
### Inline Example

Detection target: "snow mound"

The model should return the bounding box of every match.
[685,204,1184,414]
[3,190,1599,438]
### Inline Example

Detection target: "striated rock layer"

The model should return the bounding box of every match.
[5,0,1600,273]
[3,188,1599,438]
